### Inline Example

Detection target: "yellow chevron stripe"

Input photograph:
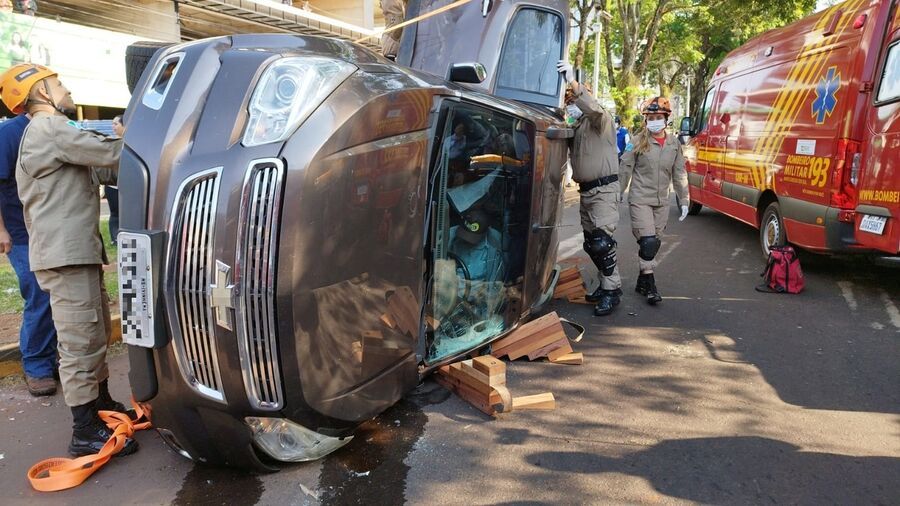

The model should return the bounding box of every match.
[763,0,865,188]
[750,0,863,189]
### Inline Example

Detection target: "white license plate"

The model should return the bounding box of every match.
[117,232,156,348]
[859,214,887,235]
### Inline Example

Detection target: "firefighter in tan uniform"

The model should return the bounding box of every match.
[619,97,690,304]
[557,61,621,316]
[380,0,405,59]
[0,64,138,457]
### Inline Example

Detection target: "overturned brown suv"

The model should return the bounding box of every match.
[118,0,571,469]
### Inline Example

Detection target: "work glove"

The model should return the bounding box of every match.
[556,60,575,84]
[679,205,689,222]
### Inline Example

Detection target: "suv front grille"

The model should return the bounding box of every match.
[236,159,285,410]
[169,169,225,402]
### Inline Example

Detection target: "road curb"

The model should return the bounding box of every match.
[0,314,122,379]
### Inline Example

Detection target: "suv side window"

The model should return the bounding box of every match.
[495,8,564,107]
[876,40,900,103]
[697,87,717,132]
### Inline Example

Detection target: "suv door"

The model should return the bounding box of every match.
[398,0,568,109]
[857,22,900,254]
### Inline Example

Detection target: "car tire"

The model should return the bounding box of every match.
[126,41,174,94]
[688,202,702,215]
[760,202,787,258]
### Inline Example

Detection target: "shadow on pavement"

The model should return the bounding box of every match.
[528,436,900,505]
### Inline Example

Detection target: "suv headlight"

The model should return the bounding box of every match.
[243,57,357,147]
[245,417,353,462]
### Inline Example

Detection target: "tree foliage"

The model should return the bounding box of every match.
[573,0,818,119]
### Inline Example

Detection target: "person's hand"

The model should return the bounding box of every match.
[0,229,12,254]
[556,60,575,84]
[679,205,689,222]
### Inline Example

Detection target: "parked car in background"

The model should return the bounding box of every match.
[118,0,572,469]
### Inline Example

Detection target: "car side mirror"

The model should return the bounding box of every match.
[448,62,487,84]
[680,117,694,137]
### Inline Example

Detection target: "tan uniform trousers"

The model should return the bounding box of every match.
[34,265,112,407]
[580,186,622,290]
[630,203,670,272]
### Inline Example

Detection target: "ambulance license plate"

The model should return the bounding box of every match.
[117,232,156,348]
[859,214,887,235]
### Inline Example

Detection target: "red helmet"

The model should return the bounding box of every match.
[640,96,672,116]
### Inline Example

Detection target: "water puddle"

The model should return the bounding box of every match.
[317,381,450,505]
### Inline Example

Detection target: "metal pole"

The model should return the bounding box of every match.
[593,27,600,99]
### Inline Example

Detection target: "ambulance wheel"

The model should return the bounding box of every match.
[760,202,786,257]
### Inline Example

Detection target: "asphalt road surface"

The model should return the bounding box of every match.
[2,195,898,505]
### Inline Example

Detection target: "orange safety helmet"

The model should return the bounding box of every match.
[0,63,58,114]
[640,96,672,116]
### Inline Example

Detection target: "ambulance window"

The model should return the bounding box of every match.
[698,87,716,132]
[876,41,900,103]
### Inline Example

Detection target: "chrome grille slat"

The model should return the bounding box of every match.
[236,159,285,410]
[169,169,225,402]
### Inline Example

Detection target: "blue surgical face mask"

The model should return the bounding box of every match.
[647,119,666,133]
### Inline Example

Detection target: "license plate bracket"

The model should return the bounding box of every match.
[117,230,168,348]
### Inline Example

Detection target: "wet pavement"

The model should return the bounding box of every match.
[1,198,898,505]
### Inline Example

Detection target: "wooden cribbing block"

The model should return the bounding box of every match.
[512,393,556,411]
[492,312,567,361]
[472,356,505,376]
[553,268,585,299]
[567,295,593,305]
[550,352,583,365]
[434,374,497,416]
[526,337,571,361]
[547,342,575,361]
[461,360,505,387]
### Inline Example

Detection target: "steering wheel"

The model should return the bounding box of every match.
[447,251,472,302]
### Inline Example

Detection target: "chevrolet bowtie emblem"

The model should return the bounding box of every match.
[209,260,234,330]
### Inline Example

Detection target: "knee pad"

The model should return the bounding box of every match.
[583,229,617,276]
[638,235,661,261]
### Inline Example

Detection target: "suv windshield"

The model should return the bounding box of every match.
[495,8,564,107]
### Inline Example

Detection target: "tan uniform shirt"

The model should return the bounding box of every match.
[569,87,619,185]
[619,133,690,207]
[16,114,121,271]
[380,0,405,57]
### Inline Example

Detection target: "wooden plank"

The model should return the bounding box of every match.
[567,295,593,305]
[449,361,493,396]
[110,314,122,344]
[512,393,556,411]
[528,338,572,361]
[504,324,567,360]
[547,342,575,361]
[472,356,505,376]
[434,375,496,416]
[550,352,584,365]
[460,361,504,387]
[491,312,561,355]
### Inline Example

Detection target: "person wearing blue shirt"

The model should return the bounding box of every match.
[0,114,58,396]
[615,116,630,160]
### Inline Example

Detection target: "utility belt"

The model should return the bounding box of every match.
[578,174,619,192]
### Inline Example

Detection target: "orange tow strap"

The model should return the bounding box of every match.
[27,400,151,492]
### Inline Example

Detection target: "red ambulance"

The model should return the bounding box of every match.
[680,0,900,256]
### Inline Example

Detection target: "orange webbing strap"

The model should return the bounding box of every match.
[27,400,151,492]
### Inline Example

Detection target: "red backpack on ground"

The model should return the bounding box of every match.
[756,246,804,294]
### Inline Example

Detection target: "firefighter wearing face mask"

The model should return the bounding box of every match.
[557,60,622,316]
[619,97,690,305]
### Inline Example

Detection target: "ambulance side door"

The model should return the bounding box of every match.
[687,86,719,201]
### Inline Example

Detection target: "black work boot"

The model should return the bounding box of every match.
[585,285,605,303]
[69,399,139,457]
[594,288,622,316]
[645,273,663,305]
[96,379,135,418]
[635,273,651,296]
